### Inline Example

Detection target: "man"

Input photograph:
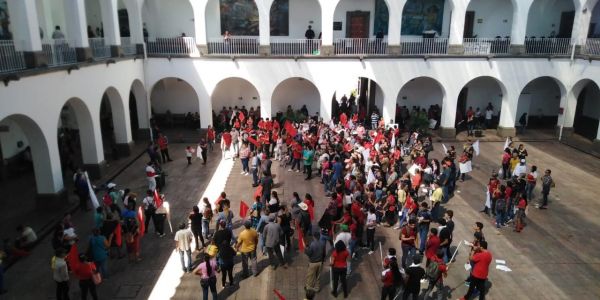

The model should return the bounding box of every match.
[303,145,315,180]
[236,220,259,277]
[304,25,315,39]
[400,219,417,268]
[403,256,425,300]
[174,223,194,272]
[438,219,450,263]
[145,162,157,191]
[52,25,65,39]
[251,152,260,187]
[264,215,286,269]
[157,133,173,162]
[424,250,448,300]
[371,111,380,129]
[260,171,273,203]
[539,169,554,209]
[417,202,432,254]
[425,227,440,267]
[74,170,90,211]
[221,130,232,159]
[430,181,443,221]
[52,249,69,300]
[460,240,492,300]
[466,106,475,136]
[304,231,325,292]
[142,190,156,234]
[444,210,454,261]
[513,159,527,178]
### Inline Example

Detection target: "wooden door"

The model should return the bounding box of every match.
[464,11,475,38]
[346,11,370,38]
[558,11,575,38]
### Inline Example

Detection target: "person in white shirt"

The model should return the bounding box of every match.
[52,26,65,39]
[16,225,37,250]
[485,107,494,129]
[145,162,157,191]
[366,207,377,254]
[174,223,194,272]
[513,159,527,178]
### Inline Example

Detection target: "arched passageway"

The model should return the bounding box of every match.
[455,76,505,136]
[150,77,200,133]
[396,77,444,131]
[516,76,564,134]
[211,77,260,131]
[272,77,320,122]
[573,80,600,140]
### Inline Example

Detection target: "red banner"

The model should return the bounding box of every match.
[240,201,250,219]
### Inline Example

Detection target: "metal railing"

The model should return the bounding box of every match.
[207,37,259,55]
[463,38,511,55]
[270,38,321,56]
[89,38,111,59]
[121,37,137,56]
[583,38,600,55]
[333,38,388,55]
[401,37,448,55]
[0,40,26,73]
[42,39,77,67]
[146,37,199,56]
[525,38,571,55]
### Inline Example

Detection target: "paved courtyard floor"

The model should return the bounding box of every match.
[3,140,600,300]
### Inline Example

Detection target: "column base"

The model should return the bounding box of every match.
[497,126,516,137]
[510,44,525,55]
[321,45,334,56]
[110,45,123,58]
[556,126,573,139]
[136,43,145,55]
[84,160,108,180]
[198,44,208,56]
[36,188,68,209]
[447,44,464,55]
[75,47,93,62]
[439,127,456,139]
[134,128,152,141]
[116,141,135,157]
[259,45,270,56]
[388,45,402,55]
[23,51,48,68]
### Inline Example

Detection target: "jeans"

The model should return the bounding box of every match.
[79,279,98,300]
[258,233,265,254]
[442,186,449,203]
[525,183,535,201]
[192,228,205,249]
[179,249,192,271]
[431,202,441,222]
[366,228,375,251]
[94,259,108,278]
[202,220,210,239]
[332,267,348,297]
[241,158,249,173]
[202,276,218,300]
[232,143,239,158]
[291,158,301,170]
[154,213,166,235]
[144,208,155,233]
[496,209,506,227]
[542,192,549,207]
[464,276,487,300]
[401,244,416,268]
[56,280,70,300]
[425,279,444,300]
[502,163,510,179]
[304,164,312,179]
[252,168,259,185]
[418,226,429,253]
[241,250,257,276]
[266,246,285,267]
[221,260,234,286]
[160,148,171,162]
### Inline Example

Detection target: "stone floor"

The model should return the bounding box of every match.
[3,141,600,300]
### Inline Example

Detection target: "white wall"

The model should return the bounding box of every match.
[143,0,194,38]
[333,0,377,39]
[582,83,600,119]
[397,78,444,109]
[0,119,29,159]
[526,0,575,37]
[520,77,561,117]
[272,78,320,115]
[465,78,503,114]
[211,79,260,111]
[151,78,200,114]
[287,0,321,38]
[205,0,221,39]
[468,0,513,38]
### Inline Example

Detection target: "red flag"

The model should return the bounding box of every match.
[273,289,286,300]
[307,204,314,221]
[239,112,245,122]
[284,121,297,137]
[239,201,250,219]
[247,136,260,148]
[253,185,263,199]
[153,190,163,208]
[66,243,80,271]
[137,206,145,238]
[297,224,305,252]
[114,223,122,247]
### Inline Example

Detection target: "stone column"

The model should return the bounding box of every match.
[497,90,519,137]
[6,0,47,67]
[571,5,592,55]
[191,0,209,55]
[509,0,534,55]
[64,0,92,61]
[447,0,468,55]
[386,0,406,55]
[257,0,273,56]
[439,90,457,138]
[123,0,145,55]
[99,0,122,57]
[319,0,338,56]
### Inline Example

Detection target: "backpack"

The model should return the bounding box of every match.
[203,207,213,220]
[426,260,441,281]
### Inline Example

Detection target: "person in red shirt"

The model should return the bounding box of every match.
[330,241,349,298]
[73,254,99,299]
[461,240,492,300]
[206,125,216,152]
[289,143,302,172]
[400,219,417,268]
[157,133,173,162]
[381,258,402,300]
[383,191,397,226]
[425,250,448,300]
[515,197,527,232]
[425,227,440,267]
[221,131,232,159]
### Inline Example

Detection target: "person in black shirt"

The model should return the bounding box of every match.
[403,256,425,300]
[189,206,204,251]
[212,220,232,250]
[444,210,454,262]
[438,218,451,263]
[305,26,315,39]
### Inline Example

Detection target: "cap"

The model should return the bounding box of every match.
[107,183,116,189]
[298,202,308,211]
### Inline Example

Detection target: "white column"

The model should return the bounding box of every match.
[571,3,591,48]
[382,88,397,124]
[64,0,90,47]
[448,0,468,45]
[319,0,340,47]
[498,90,519,128]
[123,0,144,44]
[510,0,534,46]
[191,0,208,45]
[99,0,121,46]
[440,91,457,128]
[558,87,576,128]
[319,87,334,122]
[257,0,273,46]
[387,0,406,46]
[6,0,42,51]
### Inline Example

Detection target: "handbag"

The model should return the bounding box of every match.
[91,264,102,285]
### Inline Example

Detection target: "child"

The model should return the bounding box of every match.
[185,146,194,165]
[514,196,527,232]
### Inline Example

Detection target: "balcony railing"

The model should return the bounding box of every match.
[42,39,77,67]
[0,40,26,74]
[89,38,111,59]
[463,38,511,55]
[401,38,448,55]
[146,37,199,56]
[525,38,571,55]
[121,37,137,56]
[207,37,259,55]
[583,38,600,56]
[334,38,388,55]
[270,38,321,56]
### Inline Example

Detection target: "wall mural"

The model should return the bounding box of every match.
[374,0,389,35]
[401,0,445,36]
[220,0,259,35]
[270,0,289,36]
[0,0,12,40]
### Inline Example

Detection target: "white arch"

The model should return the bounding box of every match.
[61,97,104,166]
[271,77,322,118]
[130,79,150,130]
[103,86,131,144]
[211,77,261,118]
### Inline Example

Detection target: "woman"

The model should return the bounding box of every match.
[239,142,251,175]
[219,240,236,288]
[189,206,204,251]
[525,165,538,201]
[89,228,110,278]
[268,191,280,214]
[202,198,213,240]
[330,240,349,298]
[194,253,218,300]
[278,205,293,252]
[73,254,99,300]
[381,258,402,300]
[501,148,511,179]
[517,144,528,160]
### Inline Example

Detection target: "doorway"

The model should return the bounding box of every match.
[558,11,575,38]
[346,11,370,38]
[464,11,475,38]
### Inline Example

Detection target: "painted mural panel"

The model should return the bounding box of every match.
[270,0,289,36]
[401,0,445,35]
[0,0,12,40]
[374,0,389,35]
[220,0,259,35]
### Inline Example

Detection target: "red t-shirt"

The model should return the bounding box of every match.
[332,249,349,268]
[382,269,394,287]
[387,195,396,212]
[222,132,232,146]
[425,235,440,260]
[401,226,416,246]
[336,193,343,208]
[517,198,527,209]
[471,250,492,279]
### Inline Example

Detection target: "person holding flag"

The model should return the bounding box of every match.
[235,220,258,277]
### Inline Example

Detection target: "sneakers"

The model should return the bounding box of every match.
[295,170,300,173]
[288,169,293,172]
[241,171,245,174]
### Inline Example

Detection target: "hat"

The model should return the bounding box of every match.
[107,182,116,189]
[298,202,308,211]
